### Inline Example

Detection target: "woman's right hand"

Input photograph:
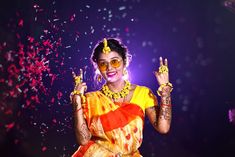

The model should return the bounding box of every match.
[71,70,87,107]
[73,82,87,105]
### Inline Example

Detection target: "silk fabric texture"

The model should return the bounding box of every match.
[72,86,157,157]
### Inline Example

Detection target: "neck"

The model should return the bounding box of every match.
[106,79,125,92]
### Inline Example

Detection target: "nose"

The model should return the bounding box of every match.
[107,62,113,71]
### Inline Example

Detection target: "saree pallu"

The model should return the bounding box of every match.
[72,86,157,157]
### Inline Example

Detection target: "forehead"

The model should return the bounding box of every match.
[98,51,122,61]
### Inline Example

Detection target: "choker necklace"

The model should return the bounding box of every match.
[101,80,131,100]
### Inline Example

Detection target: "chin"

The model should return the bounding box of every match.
[106,78,117,83]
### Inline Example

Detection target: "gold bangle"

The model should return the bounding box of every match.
[71,90,82,95]
[70,90,87,104]
[157,82,173,96]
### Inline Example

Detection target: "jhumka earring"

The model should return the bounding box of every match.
[97,74,102,83]
[123,69,128,76]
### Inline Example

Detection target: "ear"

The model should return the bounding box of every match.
[126,54,132,67]
[123,59,127,66]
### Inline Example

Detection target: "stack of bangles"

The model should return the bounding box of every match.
[70,90,87,104]
[157,82,173,96]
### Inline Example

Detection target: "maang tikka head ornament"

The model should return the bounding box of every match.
[102,38,111,54]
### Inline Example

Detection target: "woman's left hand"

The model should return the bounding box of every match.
[155,57,170,85]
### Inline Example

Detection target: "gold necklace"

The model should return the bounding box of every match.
[101,80,131,100]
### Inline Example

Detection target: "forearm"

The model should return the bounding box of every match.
[73,98,91,145]
[157,87,172,133]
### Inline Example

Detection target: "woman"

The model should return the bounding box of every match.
[70,38,173,157]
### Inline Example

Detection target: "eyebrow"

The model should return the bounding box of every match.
[98,57,120,61]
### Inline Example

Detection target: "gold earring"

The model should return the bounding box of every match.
[123,69,128,76]
[97,74,102,83]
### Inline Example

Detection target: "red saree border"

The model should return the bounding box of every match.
[100,103,144,132]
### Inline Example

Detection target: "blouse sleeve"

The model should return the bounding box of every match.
[144,88,158,109]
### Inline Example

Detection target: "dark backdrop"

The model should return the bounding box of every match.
[0,0,235,156]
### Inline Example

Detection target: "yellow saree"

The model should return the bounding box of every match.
[72,85,157,157]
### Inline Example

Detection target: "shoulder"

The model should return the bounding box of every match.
[134,84,153,92]
[134,84,156,98]
[85,90,101,97]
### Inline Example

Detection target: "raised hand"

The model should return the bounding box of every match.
[155,57,169,86]
[71,69,87,105]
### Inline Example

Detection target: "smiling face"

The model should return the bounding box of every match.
[97,51,125,83]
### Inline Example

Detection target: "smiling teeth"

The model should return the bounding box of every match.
[107,72,116,76]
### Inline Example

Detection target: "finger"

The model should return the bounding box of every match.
[75,82,86,89]
[79,68,83,82]
[79,69,83,77]
[81,82,86,86]
[84,85,87,92]
[72,71,76,78]
[159,57,163,66]
[155,71,160,76]
[164,58,168,66]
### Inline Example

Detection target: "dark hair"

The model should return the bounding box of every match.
[91,38,131,67]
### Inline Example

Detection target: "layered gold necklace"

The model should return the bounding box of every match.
[101,80,131,100]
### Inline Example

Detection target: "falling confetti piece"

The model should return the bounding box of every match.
[42,146,47,152]
[5,122,15,131]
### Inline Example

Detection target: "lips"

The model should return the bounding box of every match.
[107,71,117,77]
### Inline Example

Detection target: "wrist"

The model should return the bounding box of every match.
[157,82,173,96]
[72,101,82,110]
[70,90,86,104]
[161,104,172,107]
[74,107,83,114]
[161,88,171,96]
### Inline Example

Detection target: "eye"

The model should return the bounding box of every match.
[111,59,117,64]
[98,61,106,66]
[111,59,121,67]
[98,61,108,71]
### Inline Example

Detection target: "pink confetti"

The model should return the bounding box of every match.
[70,14,76,22]
[52,118,57,123]
[4,109,13,115]
[51,97,55,103]
[18,19,23,27]
[57,91,63,100]
[27,36,34,43]
[5,51,14,61]
[42,39,53,49]
[50,74,57,85]
[0,1,78,154]
[42,146,47,152]
[5,122,15,131]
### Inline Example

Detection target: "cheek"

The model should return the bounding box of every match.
[100,70,106,77]
[117,66,124,75]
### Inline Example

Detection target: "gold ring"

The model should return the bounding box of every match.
[158,65,168,74]
[74,76,82,85]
